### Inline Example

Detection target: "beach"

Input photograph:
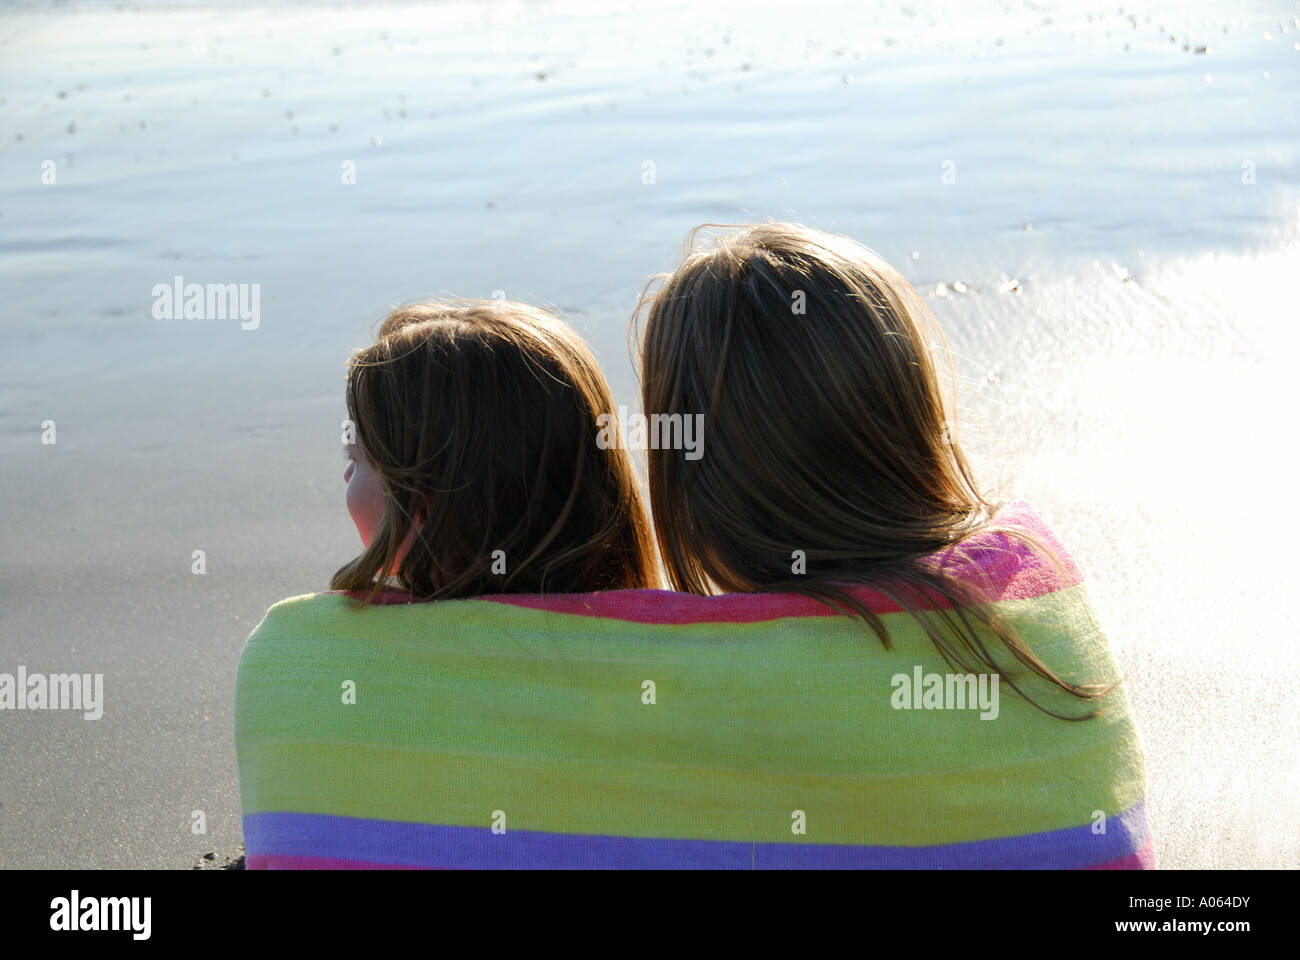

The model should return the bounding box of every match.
[0,0,1297,868]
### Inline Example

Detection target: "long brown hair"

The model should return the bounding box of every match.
[331,299,657,605]
[636,222,1114,719]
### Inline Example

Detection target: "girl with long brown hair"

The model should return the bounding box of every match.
[637,221,1130,721]
[333,299,657,602]
[630,222,1155,869]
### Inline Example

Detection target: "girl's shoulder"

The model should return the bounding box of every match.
[922,498,1085,602]
[243,591,418,646]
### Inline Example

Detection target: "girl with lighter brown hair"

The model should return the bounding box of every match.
[636,222,1126,720]
[332,299,657,603]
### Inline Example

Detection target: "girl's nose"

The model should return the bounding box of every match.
[344,462,354,483]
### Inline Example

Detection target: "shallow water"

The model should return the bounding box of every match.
[1,0,1297,868]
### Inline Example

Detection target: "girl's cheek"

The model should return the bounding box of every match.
[345,470,379,547]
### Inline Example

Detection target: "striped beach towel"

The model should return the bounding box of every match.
[235,499,1154,869]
